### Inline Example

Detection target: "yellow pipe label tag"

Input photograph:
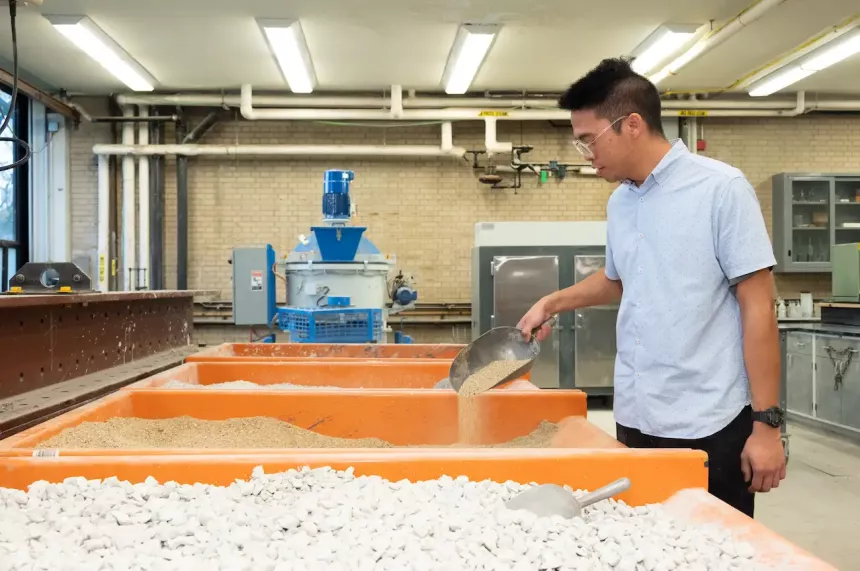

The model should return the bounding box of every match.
[111,259,117,277]
[678,110,709,117]
[99,255,106,284]
[479,111,509,117]
[9,286,22,293]
[59,286,72,293]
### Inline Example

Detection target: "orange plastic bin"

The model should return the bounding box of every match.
[185,342,464,363]
[0,453,833,569]
[120,361,532,390]
[0,389,586,454]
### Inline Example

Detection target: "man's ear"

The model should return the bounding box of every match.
[626,113,645,138]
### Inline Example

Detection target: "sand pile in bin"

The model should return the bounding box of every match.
[37,360,553,449]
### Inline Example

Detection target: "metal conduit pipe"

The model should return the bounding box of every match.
[175,120,189,291]
[240,85,833,122]
[92,144,470,157]
[114,92,847,111]
[149,113,165,290]
[96,155,109,292]
[94,121,466,157]
[121,106,136,292]
[138,106,150,290]
[651,0,789,82]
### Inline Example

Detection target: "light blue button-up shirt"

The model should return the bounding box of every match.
[605,140,776,439]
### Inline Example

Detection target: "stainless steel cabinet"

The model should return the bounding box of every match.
[573,255,617,388]
[815,336,859,425]
[492,255,560,388]
[785,332,814,416]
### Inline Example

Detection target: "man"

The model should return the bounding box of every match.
[517,58,786,517]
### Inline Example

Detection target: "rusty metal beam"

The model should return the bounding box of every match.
[0,66,79,120]
[0,291,194,402]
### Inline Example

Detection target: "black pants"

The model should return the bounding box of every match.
[616,405,755,518]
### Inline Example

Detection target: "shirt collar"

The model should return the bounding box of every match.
[624,139,688,193]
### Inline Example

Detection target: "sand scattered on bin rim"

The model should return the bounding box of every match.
[35,416,558,450]
[163,380,343,391]
[457,359,532,444]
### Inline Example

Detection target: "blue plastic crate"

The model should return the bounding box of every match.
[276,306,383,343]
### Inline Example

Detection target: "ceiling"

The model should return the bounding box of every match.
[0,0,859,96]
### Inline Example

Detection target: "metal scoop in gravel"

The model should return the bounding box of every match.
[448,315,556,393]
[505,478,631,519]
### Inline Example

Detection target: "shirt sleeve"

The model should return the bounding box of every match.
[715,176,777,281]
[605,225,620,281]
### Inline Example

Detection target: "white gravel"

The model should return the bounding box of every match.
[0,466,765,571]
[163,380,342,391]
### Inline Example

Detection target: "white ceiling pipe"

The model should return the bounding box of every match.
[92,144,468,158]
[120,87,859,113]
[485,118,514,155]
[391,85,403,118]
[138,106,150,290]
[121,106,136,292]
[660,99,801,109]
[440,122,453,152]
[808,100,860,110]
[242,84,575,121]
[663,91,806,117]
[650,0,788,83]
[118,92,563,109]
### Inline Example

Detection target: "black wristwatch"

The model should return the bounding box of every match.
[752,406,785,428]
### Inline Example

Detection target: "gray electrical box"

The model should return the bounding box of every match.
[232,245,276,325]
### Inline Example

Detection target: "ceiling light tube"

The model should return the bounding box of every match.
[443,24,500,95]
[45,15,156,92]
[630,24,699,76]
[749,28,860,96]
[257,19,316,94]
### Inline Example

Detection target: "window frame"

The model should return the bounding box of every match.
[0,84,29,292]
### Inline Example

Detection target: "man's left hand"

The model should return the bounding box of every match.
[740,425,787,493]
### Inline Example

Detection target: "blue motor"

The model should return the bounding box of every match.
[322,169,355,221]
[393,286,418,306]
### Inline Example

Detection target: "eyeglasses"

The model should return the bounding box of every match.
[572,115,628,159]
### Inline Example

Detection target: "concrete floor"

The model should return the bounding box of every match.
[587,406,860,570]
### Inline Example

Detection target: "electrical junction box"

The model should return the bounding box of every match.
[232,245,276,326]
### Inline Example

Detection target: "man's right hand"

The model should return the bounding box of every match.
[517,298,554,342]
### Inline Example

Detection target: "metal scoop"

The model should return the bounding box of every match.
[448,315,557,393]
[505,477,631,519]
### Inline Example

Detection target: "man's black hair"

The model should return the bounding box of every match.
[558,58,665,137]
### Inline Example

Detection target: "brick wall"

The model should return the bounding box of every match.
[69,108,860,304]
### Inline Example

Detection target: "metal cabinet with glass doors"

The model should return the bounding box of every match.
[773,173,860,273]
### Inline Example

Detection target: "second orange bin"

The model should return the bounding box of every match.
[0,389,588,454]
[123,361,531,390]
[186,342,464,363]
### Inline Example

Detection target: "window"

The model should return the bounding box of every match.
[0,85,28,292]
[0,89,13,241]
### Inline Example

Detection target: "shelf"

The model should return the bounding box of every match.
[792,202,829,206]
[836,202,860,206]
[836,227,860,230]
[793,227,828,230]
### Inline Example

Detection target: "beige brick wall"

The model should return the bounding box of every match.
[69,109,860,304]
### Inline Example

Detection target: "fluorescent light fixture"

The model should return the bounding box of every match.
[45,15,155,92]
[749,28,860,96]
[257,19,316,94]
[443,24,500,95]
[631,24,699,76]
